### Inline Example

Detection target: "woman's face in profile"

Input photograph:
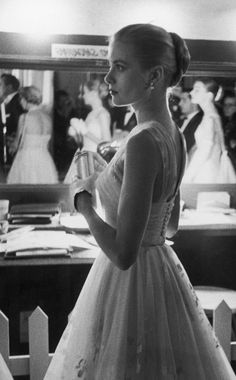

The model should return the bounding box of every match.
[190,81,209,105]
[20,97,27,110]
[105,40,149,107]
[83,86,93,106]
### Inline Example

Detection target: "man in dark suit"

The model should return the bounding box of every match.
[179,91,203,154]
[111,105,137,133]
[0,73,24,165]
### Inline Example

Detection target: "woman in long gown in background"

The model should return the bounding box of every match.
[7,86,58,184]
[45,24,236,379]
[182,78,236,183]
[68,78,111,152]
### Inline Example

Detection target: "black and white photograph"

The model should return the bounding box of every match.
[0,0,236,379]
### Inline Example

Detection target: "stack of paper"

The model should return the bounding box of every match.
[3,230,97,259]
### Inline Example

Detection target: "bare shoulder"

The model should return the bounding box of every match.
[127,128,161,157]
[125,128,163,175]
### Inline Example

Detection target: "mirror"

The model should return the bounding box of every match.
[176,75,236,184]
[1,66,236,185]
[0,68,115,183]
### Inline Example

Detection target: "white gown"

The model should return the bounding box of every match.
[7,108,58,184]
[44,121,235,379]
[183,113,236,183]
[82,107,111,152]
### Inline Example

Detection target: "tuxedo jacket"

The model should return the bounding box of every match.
[0,93,24,164]
[111,107,137,133]
[5,93,24,136]
[182,111,203,153]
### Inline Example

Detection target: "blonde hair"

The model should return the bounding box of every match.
[19,86,42,105]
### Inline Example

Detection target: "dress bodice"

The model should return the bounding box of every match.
[20,134,51,149]
[96,121,184,246]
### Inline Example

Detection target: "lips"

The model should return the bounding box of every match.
[109,89,118,95]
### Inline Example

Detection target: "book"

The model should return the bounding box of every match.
[8,203,61,225]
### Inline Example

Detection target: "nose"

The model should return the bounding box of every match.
[104,68,113,85]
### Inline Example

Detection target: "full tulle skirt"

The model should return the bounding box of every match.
[7,147,58,184]
[44,244,235,380]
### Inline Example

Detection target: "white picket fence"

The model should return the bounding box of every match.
[0,302,236,380]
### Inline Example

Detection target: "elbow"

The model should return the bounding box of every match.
[115,249,137,271]
[117,261,133,271]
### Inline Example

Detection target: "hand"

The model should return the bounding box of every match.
[74,190,93,216]
[71,172,98,214]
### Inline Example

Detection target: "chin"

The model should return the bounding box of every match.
[111,97,129,107]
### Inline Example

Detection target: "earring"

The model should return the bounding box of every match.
[150,81,155,90]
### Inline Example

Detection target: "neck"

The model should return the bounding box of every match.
[133,90,172,127]
[91,99,103,111]
[199,101,217,115]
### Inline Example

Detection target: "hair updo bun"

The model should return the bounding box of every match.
[169,32,190,87]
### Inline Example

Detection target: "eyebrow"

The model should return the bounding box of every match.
[110,59,128,65]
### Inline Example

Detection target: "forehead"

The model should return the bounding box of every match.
[193,81,206,91]
[108,40,136,63]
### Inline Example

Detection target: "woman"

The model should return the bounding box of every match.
[182,78,236,183]
[7,86,58,184]
[45,25,235,379]
[68,78,111,152]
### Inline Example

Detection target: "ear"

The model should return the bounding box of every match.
[207,91,214,102]
[149,65,164,85]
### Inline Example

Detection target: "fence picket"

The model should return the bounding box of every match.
[29,307,50,380]
[213,300,232,360]
[0,311,10,366]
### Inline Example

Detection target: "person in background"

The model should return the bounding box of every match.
[45,24,235,379]
[68,78,111,152]
[178,90,203,154]
[183,78,236,183]
[53,89,80,178]
[221,91,236,170]
[0,73,24,165]
[7,86,58,184]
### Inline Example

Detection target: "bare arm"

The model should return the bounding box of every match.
[75,130,161,270]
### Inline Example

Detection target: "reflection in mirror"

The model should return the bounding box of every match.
[0,68,236,184]
[170,76,236,184]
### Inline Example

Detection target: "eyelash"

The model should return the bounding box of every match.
[108,63,125,72]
